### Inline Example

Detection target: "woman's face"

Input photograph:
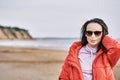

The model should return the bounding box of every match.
[85,23,103,48]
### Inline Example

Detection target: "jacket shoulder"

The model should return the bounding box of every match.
[70,41,82,49]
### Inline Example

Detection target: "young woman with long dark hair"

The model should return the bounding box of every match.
[59,18,120,80]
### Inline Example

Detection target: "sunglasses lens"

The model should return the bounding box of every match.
[94,31,102,36]
[86,31,102,37]
[86,31,93,36]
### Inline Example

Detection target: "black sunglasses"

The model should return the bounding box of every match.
[86,31,102,37]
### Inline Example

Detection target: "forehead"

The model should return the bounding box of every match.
[86,23,102,31]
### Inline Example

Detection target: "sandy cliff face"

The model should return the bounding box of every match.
[3,28,17,40]
[0,26,32,40]
[0,29,8,39]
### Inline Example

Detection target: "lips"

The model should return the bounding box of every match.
[91,40,96,43]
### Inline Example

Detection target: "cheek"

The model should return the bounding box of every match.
[86,36,90,42]
[97,36,102,42]
[85,35,89,41]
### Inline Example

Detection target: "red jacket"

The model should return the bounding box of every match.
[59,36,120,80]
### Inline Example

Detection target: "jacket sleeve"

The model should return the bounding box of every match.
[102,35,120,68]
[58,56,70,80]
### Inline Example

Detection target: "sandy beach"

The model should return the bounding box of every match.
[0,46,120,80]
[0,46,67,80]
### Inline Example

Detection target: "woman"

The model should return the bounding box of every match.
[59,18,120,80]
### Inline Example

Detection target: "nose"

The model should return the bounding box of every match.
[91,33,96,38]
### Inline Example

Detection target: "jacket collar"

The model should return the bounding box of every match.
[67,41,82,66]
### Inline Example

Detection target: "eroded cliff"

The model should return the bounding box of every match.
[0,25,32,40]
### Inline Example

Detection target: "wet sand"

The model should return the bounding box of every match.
[0,46,120,80]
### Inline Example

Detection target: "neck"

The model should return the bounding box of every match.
[87,44,98,49]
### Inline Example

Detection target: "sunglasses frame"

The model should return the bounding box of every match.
[85,31,102,37]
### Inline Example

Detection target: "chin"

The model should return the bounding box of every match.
[89,43,98,47]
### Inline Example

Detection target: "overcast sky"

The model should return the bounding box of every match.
[0,0,120,39]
